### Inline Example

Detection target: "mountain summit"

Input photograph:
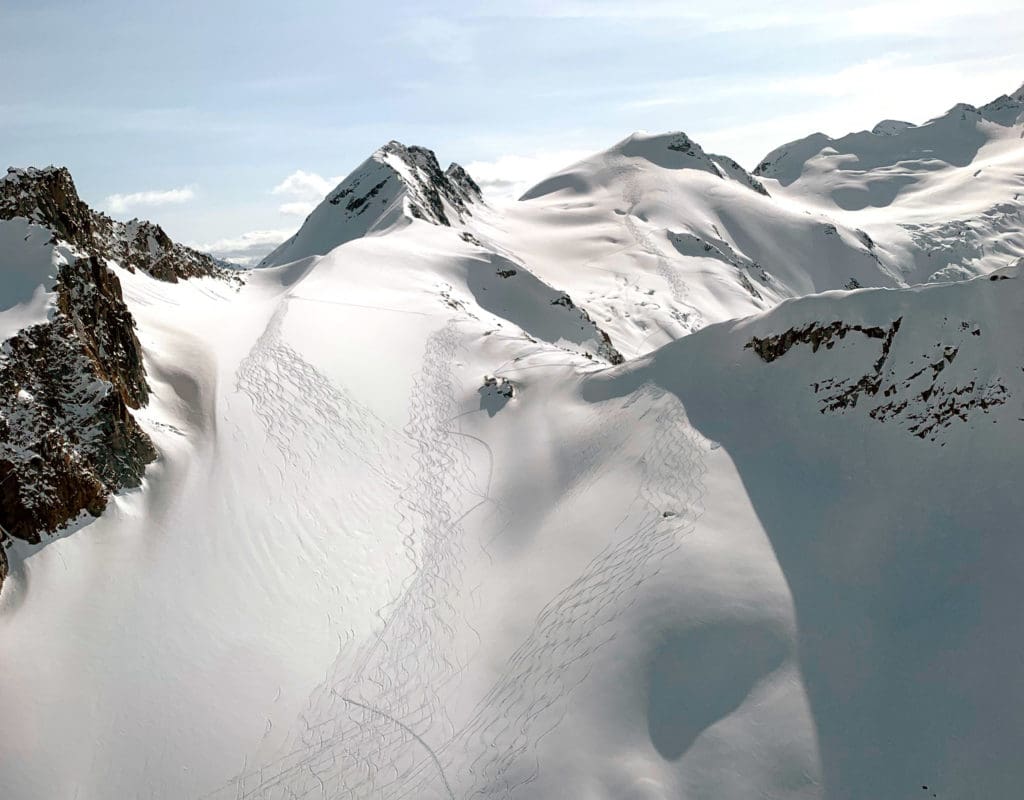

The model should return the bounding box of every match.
[260,141,482,267]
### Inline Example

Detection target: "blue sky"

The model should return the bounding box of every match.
[3,0,1023,262]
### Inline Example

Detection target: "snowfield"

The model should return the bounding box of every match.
[1,84,1023,800]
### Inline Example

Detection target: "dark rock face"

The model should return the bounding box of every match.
[0,253,155,545]
[746,319,895,364]
[445,162,484,204]
[377,141,481,227]
[1,166,230,282]
[0,165,203,580]
[747,313,1009,442]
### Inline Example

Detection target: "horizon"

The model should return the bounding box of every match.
[4,0,1023,264]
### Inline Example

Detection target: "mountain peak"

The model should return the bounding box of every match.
[612,131,771,196]
[261,141,483,267]
[871,119,915,136]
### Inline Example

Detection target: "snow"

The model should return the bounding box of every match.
[756,84,1024,285]
[0,217,65,340]
[2,83,1024,799]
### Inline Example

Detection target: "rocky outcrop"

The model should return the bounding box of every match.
[372,141,481,227]
[1,252,156,548]
[0,165,220,585]
[747,311,1010,442]
[1,166,231,282]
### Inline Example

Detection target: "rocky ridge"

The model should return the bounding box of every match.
[0,166,232,585]
[1,166,232,282]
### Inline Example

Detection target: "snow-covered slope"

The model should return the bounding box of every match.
[2,88,1024,800]
[463,130,910,358]
[756,84,1024,284]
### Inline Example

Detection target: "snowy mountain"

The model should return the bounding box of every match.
[1,83,1023,800]
[755,83,1024,285]
[260,141,484,267]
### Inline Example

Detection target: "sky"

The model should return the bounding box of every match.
[3,0,1023,263]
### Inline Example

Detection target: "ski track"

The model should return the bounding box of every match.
[448,387,707,799]
[615,159,705,333]
[382,387,707,799]
[211,307,706,799]
[220,319,482,799]
[234,300,404,491]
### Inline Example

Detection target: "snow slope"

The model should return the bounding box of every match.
[756,83,1024,284]
[0,217,67,340]
[3,87,1024,799]
[466,131,905,358]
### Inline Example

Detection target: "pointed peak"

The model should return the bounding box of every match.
[261,142,482,267]
[445,162,483,203]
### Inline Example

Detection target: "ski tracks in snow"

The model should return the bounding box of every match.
[214,304,707,799]
[223,320,486,799]
[452,387,707,799]
[615,159,705,333]
[234,300,403,490]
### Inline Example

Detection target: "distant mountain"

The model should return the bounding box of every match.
[469,129,906,357]
[754,83,1024,284]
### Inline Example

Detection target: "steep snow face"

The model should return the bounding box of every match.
[465,130,903,358]
[587,263,1024,800]
[755,86,1024,284]
[260,142,482,267]
[0,217,67,340]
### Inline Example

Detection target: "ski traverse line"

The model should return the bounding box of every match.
[222,319,486,799]
[451,386,708,799]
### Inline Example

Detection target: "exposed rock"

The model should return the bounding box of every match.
[748,313,1009,442]
[1,166,233,282]
[479,375,516,417]
[0,166,179,583]
[746,319,895,363]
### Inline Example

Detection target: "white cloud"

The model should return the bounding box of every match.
[278,201,317,217]
[271,169,340,199]
[106,186,194,214]
[464,149,593,201]
[271,169,341,216]
[194,228,295,266]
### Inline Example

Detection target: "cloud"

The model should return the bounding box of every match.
[271,169,340,198]
[271,169,341,215]
[194,229,294,266]
[278,201,317,217]
[106,187,194,214]
[464,149,593,200]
